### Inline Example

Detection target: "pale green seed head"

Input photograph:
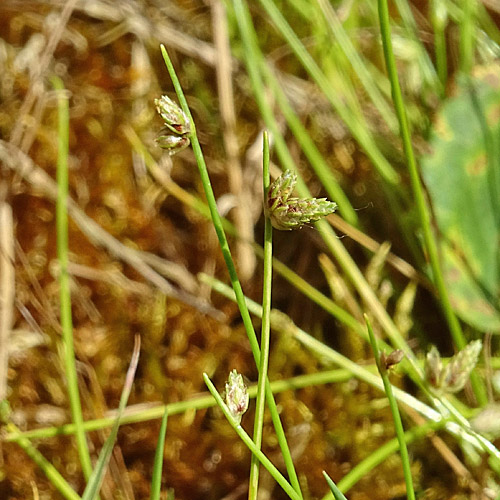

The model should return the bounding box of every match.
[442,340,482,393]
[265,170,337,230]
[155,95,191,136]
[425,345,443,388]
[225,370,249,425]
[425,341,482,393]
[156,129,190,155]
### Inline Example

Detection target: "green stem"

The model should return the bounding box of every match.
[365,315,415,500]
[6,369,356,442]
[314,0,398,133]
[159,44,302,497]
[204,374,302,500]
[431,0,448,95]
[249,133,273,500]
[52,76,93,480]
[460,0,476,73]
[321,419,445,498]
[150,409,168,500]
[7,423,81,500]
[256,0,401,186]
[376,0,487,405]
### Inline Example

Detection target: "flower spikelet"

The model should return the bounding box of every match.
[425,345,443,388]
[154,95,191,155]
[265,170,337,230]
[442,340,482,393]
[425,340,482,393]
[154,95,191,135]
[225,370,249,425]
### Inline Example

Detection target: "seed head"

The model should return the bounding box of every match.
[265,170,337,230]
[381,349,405,370]
[225,370,249,425]
[155,95,191,136]
[425,341,482,393]
[425,345,443,388]
[156,128,191,155]
[442,340,482,393]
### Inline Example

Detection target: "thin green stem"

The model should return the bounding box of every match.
[159,44,302,497]
[249,133,273,500]
[52,76,93,481]
[365,315,415,500]
[321,419,445,498]
[323,472,348,500]
[6,369,356,442]
[431,0,448,95]
[232,0,420,379]
[255,0,401,186]
[376,0,487,405]
[315,0,398,133]
[150,409,168,500]
[7,423,81,500]
[460,0,476,73]
[204,374,302,500]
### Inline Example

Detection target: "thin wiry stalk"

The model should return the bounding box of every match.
[159,44,302,497]
[376,0,487,405]
[6,369,357,441]
[249,132,272,500]
[256,0,401,186]
[53,76,93,481]
[150,409,168,500]
[365,316,415,500]
[203,374,302,500]
[5,423,81,500]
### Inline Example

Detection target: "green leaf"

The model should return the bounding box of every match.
[421,66,500,332]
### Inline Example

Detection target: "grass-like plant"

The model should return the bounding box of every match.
[5,0,500,498]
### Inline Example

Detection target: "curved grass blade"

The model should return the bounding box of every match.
[81,335,141,500]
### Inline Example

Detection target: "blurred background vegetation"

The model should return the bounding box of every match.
[1,0,500,499]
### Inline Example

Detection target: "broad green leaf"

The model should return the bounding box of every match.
[421,65,500,332]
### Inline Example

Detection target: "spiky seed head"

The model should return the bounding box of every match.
[155,95,191,136]
[441,340,482,393]
[265,170,337,230]
[225,370,249,425]
[267,170,297,211]
[425,341,482,393]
